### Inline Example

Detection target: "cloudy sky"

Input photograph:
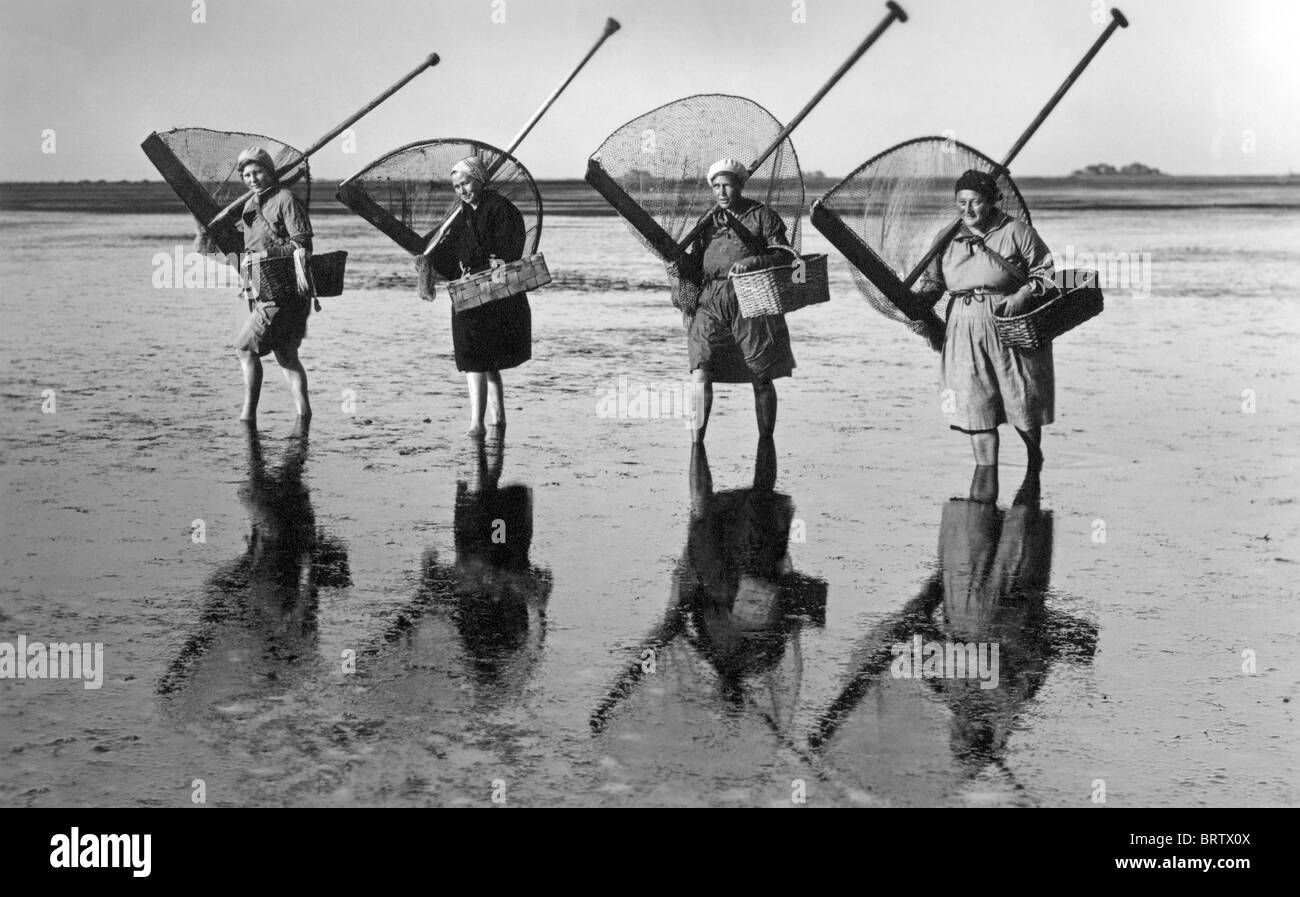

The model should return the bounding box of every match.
[1,0,1295,180]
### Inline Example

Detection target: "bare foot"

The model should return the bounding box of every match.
[467,423,486,439]
[239,409,257,422]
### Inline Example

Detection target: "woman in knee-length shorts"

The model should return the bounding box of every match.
[668,157,797,444]
[199,146,315,422]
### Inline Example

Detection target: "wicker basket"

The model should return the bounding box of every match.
[250,255,302,303]
[251,251,347,301]
[309,250,348,297]
[731,253,830,318]
[448,253,551,314]
[993,268,1103,350]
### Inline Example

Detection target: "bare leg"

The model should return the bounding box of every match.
[273,344,311,419]
[754,434,777,491]
[969,464,999,504]
[970,429,999,466]
[466,372,487,438]
[691,369,713,444]
[753,379,777,438]
[486,370,505,430]
[237,348,263,422]
[689,441,712,517]
[1016,426,1043,472]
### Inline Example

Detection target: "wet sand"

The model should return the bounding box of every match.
[0,205,1297,807]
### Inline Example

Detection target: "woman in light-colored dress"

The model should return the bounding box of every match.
[918,169,1055,491]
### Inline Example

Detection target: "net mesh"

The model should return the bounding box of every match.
[815,137,1030,324]
[591,94,804,258]
[337,138,542,267]
[154,127,312,214]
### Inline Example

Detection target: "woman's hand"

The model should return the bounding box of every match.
[728,257,758,276]
[194,224,219,255]
[730,249,791,277]
[998,282,1042,317]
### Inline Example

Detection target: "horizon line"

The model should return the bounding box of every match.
[2,173,1298,185]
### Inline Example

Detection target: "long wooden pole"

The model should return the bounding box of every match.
[421,18,621,256]
[750,1,907,179]
[506,18,621,161]
[205,52,441,229]
[898,8,1129,290]
[674,1,908,253]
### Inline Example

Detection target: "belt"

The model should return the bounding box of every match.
[948,288,1005,306]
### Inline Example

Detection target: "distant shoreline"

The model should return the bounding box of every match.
[1,175,1296,216]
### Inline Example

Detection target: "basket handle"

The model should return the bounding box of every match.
[718,208,799,272]
[965,230,1031,289]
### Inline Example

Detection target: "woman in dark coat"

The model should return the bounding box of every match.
[427,156,532,438]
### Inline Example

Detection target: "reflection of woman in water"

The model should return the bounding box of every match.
[591,437,826,735]
[812,468,1096,800]
[378,439,551,706]
[158,421,351,708]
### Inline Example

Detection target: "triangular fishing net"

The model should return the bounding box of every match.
[813,137,1029,325]
[589,94,804,258]
[142,127,311,256]
[335,138,543,264]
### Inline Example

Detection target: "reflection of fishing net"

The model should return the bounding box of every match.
[814,137,1029,325]
[590,94,805,258]
[335,137,542,262]
[141,128,311,256]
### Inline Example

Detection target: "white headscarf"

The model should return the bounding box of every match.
[707,157,748,185]
[451,156,489,185]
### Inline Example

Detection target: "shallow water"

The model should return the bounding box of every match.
[1,197,1297,807]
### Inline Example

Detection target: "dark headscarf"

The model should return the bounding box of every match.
[954,169,1002,204]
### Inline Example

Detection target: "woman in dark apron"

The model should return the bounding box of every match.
[668,158,797,444]
[427,157,533,439]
